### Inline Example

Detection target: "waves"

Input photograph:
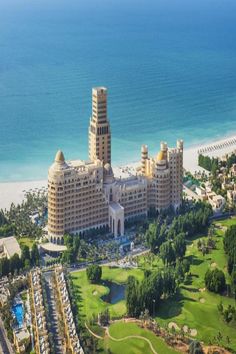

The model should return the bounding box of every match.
[0,0,236,181]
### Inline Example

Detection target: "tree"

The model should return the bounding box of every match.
[31,243,40,266]
[231,270,236,298]
[86,264,102,283]
[160,241,175,265]
[189,340,204,354]
[182,259,191,274]
[173,233,186,259]
[24,258,31,271]
[62,234,80,264]
[21,245,31,268]
[162,267,176,297]
[126,269,179,317]
[204,268,226,293]
[224,225,236,274]
[98,309,110,326]
[175,260,185,283]
[10,253,22,274]
[0,257,10,276]
[126,276,140,317]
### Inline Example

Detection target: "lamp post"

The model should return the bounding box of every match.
[152,299,156,316]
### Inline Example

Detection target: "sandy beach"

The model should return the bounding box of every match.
[1,135,236,211]
[0,180,47,211]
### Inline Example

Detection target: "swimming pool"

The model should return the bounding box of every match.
[12,303,24,328]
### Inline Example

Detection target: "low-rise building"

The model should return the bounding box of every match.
[0,276,10,307]
[55,267,84,354]
[13,327,30,354]
[30,269,50,354]
[0,236,21,259]
[207,192,226,212]
[195,186,206,197]
[227,187,236,205]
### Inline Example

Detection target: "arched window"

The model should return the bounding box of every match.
[117,219,121,236]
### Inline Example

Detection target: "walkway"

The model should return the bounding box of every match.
[43,271,64,354]
[106,326,158,354]
[85,322,103,340]
[85,322,158,354]
[0,316,14,354]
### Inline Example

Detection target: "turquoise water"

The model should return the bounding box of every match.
[12,303,24,328]
[0,0,236,181]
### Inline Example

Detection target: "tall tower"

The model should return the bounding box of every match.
[168,140,184,208]
[89,87,111,165]
[141,145,148,175]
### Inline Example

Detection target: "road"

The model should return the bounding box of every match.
[68,247,149,273]
[0,317,14,354]
[43,271,64,354]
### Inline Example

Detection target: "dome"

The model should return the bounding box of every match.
[103,163,114,182]
[55,150,65,163]
[104,163,113,175]
[104,163,110,170]
[156,151,165,162]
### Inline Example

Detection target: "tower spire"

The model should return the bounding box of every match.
[88,87,111,165]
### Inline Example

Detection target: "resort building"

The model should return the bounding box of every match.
[48,88,184,243]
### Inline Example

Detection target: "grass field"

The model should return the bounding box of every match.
[156,218,236,351]
[72,218,236,352]
[99,322,180,354]
[215,216,236,228]
[71,266,144,320]
[18,236,35,249]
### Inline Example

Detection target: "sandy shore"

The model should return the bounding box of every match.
[0,180,47,211]
[1,135,236,211]
[183,135,236,173]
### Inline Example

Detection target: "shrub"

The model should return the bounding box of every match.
[204,268,226,293]
[86,264,102,283]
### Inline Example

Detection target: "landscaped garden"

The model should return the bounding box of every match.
[99,322,180,354]
[156,219,236,351]
[71,217,236,353]
[71,266,144,320]
[18,236,35,249]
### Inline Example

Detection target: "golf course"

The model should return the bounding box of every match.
[71,218,236,353]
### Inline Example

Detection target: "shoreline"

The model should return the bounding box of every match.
[1,135,236,211]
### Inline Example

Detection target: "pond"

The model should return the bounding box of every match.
[12,303,24,328]
[101,281,126,304]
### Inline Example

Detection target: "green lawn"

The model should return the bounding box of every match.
[156,219,236,351]
[18,237,35,249]
[99,322,180,354]
[136,252,163,271]
[215,216,236,228]
[72,218,236,352]
[71,266,144,320]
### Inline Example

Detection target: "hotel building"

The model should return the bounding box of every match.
[48,87,183,244]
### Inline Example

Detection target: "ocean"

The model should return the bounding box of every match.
[0,0,236,181]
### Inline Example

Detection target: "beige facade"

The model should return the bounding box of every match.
[48,153,108,243]
[48,87,183,242]
[141,140,184,210]
[89,87,111,165]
